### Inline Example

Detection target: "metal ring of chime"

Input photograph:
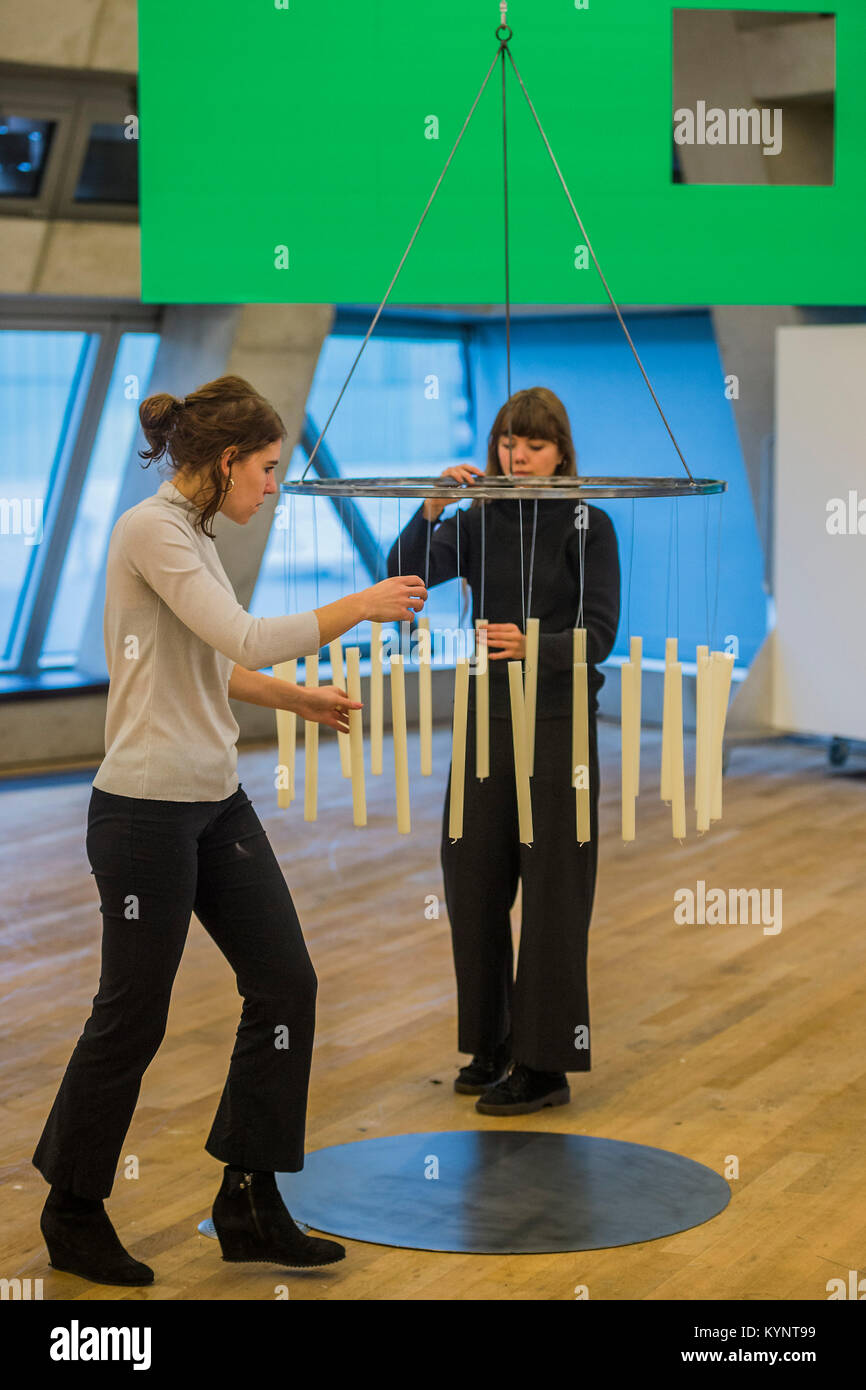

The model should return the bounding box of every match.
[281,476,726,501]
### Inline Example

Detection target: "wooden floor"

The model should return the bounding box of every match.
[2,720,865,1301]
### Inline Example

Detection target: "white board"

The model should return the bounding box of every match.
[773,324,866,741]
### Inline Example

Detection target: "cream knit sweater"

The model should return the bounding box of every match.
[91,479,321,801]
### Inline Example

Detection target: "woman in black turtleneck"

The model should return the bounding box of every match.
[387,387,620,1114]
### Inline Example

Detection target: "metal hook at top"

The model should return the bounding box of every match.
[496,0,512,41]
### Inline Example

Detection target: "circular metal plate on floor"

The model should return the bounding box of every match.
[275,1131,730,1254]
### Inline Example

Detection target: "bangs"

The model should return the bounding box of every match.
[498,395,559,442]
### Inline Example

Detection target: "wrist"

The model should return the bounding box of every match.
[276,679,301,712]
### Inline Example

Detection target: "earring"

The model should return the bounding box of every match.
[228,478,235,490]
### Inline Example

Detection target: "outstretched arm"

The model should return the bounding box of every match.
[228,665,301,710]
[227,664,357,731]
[124,509,321,669]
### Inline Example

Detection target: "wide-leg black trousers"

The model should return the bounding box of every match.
[441,708,600,1074]
[32,783,317,1200]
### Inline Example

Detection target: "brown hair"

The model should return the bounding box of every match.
[459,387,579,620]
[138,374,287,538]
[471,385,577,510]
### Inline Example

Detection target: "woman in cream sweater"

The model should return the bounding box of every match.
[32,374,427,1288]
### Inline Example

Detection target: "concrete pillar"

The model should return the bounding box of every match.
[0,0,136,71]
[212,304,335,609]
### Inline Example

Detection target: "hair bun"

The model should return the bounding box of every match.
[138,376,287,539]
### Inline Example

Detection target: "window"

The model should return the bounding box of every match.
[252,321,475,661]
[0,330,93,659]
[0,66,138,222]
[470,310,766,666]
[74,120,138,204]
[0,309,161,690]
[0,114,56,198]
[42,332,159,662]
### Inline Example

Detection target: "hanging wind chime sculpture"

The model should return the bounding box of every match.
[273,3,732,847]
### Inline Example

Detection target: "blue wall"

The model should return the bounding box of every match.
[469,312,767,666]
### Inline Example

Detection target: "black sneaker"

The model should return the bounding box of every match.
[454,1041,512,1094]
[475,1063,570,1115]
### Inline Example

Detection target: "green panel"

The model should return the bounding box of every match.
[138,0,866,304]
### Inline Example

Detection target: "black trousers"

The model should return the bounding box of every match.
[441,709,600,1074]
[32,784,317,1200]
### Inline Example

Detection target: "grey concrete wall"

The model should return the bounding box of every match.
[0,221,140,297]
[0,0,136,72]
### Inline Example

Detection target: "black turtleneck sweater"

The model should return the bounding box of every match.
[386,497,621,718]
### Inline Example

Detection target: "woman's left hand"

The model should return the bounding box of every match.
[485,623,526,660]
[292,685,362,731]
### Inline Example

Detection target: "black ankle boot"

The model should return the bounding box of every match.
[40,1188,154,1287]
[212,1167,346,1269]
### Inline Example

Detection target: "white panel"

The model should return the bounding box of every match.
[773,324,866,740]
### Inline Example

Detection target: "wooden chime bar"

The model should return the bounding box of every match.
[345,646,366,827]
[328,638,351,779]
[276,632,735,844]
[475,619,489,781]
[572,627,591,843]
[303,651,318,822]
[417,616,433,777]
[390,653,411,833]
[448,657,470,840]
[369,621,383,776]
[507,659,534,845]
[273,658,297,807]
[523,617,540,776]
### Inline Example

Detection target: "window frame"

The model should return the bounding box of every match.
[0,300,162,686]
[0,65,138,223]
[58,95,139,216]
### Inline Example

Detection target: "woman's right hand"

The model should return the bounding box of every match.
[362,575,428,623]
[422,464,485,522]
